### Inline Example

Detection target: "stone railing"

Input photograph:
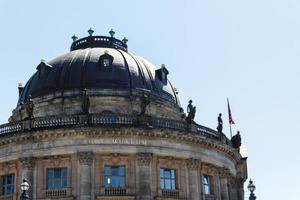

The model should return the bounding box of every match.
[0,114,231,145]
[161,189,180,198]
[204,194,217,200]
[104,187,127,196]
[45,188,70,198]
[0,195,14,200]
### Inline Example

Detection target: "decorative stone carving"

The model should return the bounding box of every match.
[202,163,218,174]
[219,167,232,178]
[20,157,36,170]
[137,152,153,166]
[185,158,201,170]
[79,152,93,165]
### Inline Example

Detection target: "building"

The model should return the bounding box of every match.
[0,29,247,200]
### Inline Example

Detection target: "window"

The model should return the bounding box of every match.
[47,168,68,189]
[1,174,14,195]
[160,168,176,190]
[102,59,110,67]
[104,166,125,188]
[98,53,113,70]
[203,174,213,195]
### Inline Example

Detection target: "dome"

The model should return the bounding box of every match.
[18,34,178,106]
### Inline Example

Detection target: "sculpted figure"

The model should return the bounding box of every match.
[82,89,90,114]
[25,95,34,119]
[231,131,242,149]
[140,94,150,115]
[216,113,223,133]
[187,100,196,123]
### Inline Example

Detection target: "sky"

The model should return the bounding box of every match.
[0,0,299,199]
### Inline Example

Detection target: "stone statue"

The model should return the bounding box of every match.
[82,89,90,114]
[216,113,223,133]
[231,131,242,149]
[140,94,150,115]
[186,100,196,123]
[25,95,34,119]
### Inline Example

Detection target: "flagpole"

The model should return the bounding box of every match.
[227,98,233,138]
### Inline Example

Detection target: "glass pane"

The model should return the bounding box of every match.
[160,178,164,189]
[6,175,12,184]
[204,185,210,194]
[6,186,12,194]
[62,168,68,177]
[203,175,209,184]
[111,167,118,176]
[111,177,118,188]
[171,170,175,178]
[54,169,61,178]
[160,169,164,178]
[119,166,125,176]
[119,178,125,188]
[104,177,110,187]
[47,169,54,178]
[164,170,171,178]
[48,179,54,189]
[104,166,111,175]
[62,179,67,188]
[171,180,176,189]
[165,179,171,189]
[54,180,61,188]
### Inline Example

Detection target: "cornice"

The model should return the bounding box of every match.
[0,127,241,164]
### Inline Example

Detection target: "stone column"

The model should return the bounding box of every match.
[220,178,229,200]
[19,157,36,200]
[219,168,230,200]
[229,178,238,200]
[186,158,201,200]
[137,152,153,200]
[79,152,93,200]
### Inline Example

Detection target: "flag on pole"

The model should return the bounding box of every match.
[227,98,235,125]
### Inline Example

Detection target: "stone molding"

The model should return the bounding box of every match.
[0,127,241,164]
[19,157,36,170]
[78,151,93,165]
[185,158,201,170]
[218,167,232,179]
[202,163,219,174]
[96,196,135,200]
[137,152,153,166]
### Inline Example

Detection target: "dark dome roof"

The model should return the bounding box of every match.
[18,34,179,105]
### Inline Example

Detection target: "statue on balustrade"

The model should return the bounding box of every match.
[216,113,223,133]
[140,94,150,115]
[231,131,242,149]
[25,95,34,119]
[186,100,196,123]
[82,89,90,114]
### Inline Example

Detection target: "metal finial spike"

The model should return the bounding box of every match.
[109,29,115,37]
[122,37,128,44]
[72,34,78,42]
[88,28,94,36]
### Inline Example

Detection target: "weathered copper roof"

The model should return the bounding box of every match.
[18,34,178,105]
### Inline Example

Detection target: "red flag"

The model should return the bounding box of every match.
[227,98,235,124]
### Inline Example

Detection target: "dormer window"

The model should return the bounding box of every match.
[99,51,113,70]
[102,58,110,67]
[155,64,169,85]
[37,60,52,78]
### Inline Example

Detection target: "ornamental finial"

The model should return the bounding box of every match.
[109,29,115,37]
[72,34,78,42]
[88,28,94,36]
[122,37,128,44]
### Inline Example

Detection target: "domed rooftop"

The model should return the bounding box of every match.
[18,29,179,106]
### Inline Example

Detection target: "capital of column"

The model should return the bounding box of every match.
[219,167,232,179]
[186,158,201,170]
[19,157,36,170]
[78,151,93,165]
[137,152,153,166]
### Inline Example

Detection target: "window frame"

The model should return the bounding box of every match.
[46,167,68,190]
[1,174,15,196]
[160,168,177,190]
[202,174,214,195]
[103,165,126,189]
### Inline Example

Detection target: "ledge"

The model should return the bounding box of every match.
[96,196,135,200]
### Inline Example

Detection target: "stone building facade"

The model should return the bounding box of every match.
[0,30,247,200]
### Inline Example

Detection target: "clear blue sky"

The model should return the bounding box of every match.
[0,0,299,199]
